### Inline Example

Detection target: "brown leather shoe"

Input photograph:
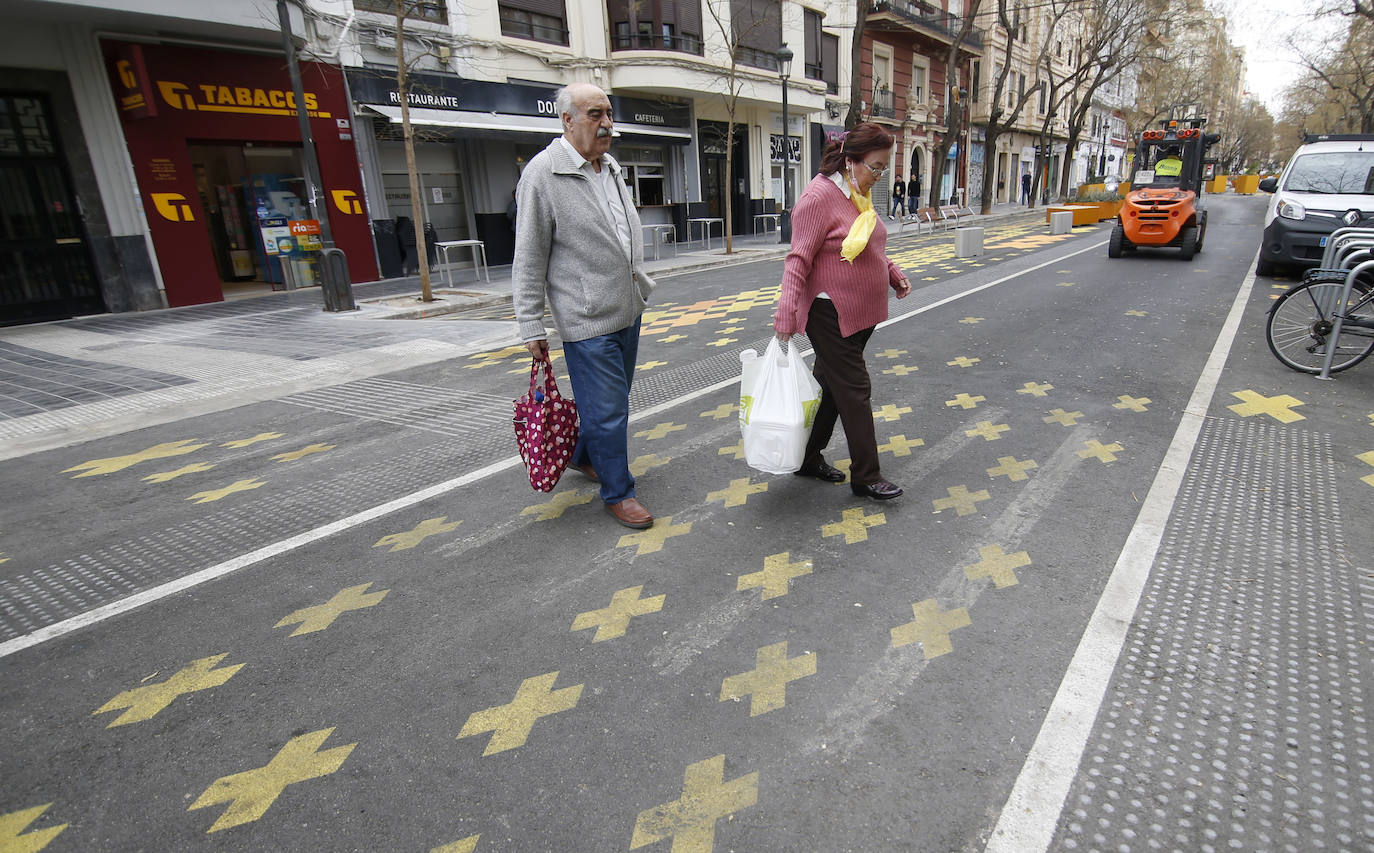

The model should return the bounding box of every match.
[606,497,653,529]
[575,463,599,482]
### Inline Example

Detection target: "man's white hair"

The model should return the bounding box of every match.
[554,85,574,119]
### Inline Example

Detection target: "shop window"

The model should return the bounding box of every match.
[355,0,447,24]
[500,0,568,45]
[617,146,667,207]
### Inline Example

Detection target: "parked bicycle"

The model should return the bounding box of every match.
[1265,228,1374,375]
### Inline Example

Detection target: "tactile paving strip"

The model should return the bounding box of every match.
[1053,417,1372,852]
[0,341,192,418]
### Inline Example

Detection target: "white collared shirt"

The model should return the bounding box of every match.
[558,136,633,260]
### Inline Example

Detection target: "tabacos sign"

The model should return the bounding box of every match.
[155,81,331,119]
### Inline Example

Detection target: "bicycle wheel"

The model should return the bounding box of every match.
[1266,279,1374,373]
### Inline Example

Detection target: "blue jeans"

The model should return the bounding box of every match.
[562,319,640,504]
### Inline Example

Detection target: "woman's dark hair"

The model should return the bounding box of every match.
[818,122,896,176]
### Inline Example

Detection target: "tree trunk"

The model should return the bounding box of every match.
[724,118,735,253]
[395,3,433,301]
[979,124,1002,213]
[845,0,869,129]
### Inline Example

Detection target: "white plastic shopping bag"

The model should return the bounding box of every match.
[738,337,822,474]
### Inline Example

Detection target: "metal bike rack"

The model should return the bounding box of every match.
[1318,256,1374,379]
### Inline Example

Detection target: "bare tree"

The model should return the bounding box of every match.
[925,0,983,208]
[975,0,1053,213]
[703,0,783,252]
[1288,9,1374,134]
[846,0,871,129]
[1219,98,1275,172]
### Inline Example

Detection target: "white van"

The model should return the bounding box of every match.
[1256,134,1374,276]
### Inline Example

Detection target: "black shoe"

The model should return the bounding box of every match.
[795,458,846,483]
[851,480,903,500]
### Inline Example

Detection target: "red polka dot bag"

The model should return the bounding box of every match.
[513,358,579,492]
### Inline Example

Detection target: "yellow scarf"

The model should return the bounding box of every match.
[840,169,877,263]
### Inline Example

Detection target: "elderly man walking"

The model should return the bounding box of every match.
[512,82,657,529]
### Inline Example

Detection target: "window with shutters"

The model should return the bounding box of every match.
[356,0,448,24]
[730,0,782,70]
[821,32,838,94]
[500,0,568,45]
[802,9,839,95]
[804,10,823,80]
[607,0,703,54]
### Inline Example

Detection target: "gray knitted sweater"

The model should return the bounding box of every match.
[511,138,656,343]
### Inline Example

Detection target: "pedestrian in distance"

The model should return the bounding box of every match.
[1021,171,1032,206]
[907,170,921,215]
[889,178,905,220]
[511,82,658,530]
[773,122,912,500]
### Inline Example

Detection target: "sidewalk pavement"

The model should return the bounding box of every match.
[0,201,1040,461]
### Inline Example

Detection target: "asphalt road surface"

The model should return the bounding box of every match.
[2,193,1370,852]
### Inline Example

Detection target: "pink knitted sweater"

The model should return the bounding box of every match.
[774,173,906,338]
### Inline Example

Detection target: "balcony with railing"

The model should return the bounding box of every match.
[871,88,897,119]
[869,0,984,50]
[609,30,704,55]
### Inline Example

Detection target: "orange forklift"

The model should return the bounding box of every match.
[1108,115,1221,260]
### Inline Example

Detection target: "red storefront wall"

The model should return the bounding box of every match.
[104,40,378,307]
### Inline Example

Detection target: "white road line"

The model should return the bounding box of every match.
[0,236,1108,661]
[984,257,1259,853]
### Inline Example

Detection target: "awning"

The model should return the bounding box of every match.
[361,105,690,143]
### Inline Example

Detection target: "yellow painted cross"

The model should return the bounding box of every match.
[631,453,671,477]
[64,439,208,478]
[959,316,985,324]
[822,507,886,544]
[881,364,920,376]
[946,392,986,410]
[189,727,356,833]
[1358,450,1374,487]
[718,441,746,460]
[1043,408,1084,427]
[966,420,1011,441]
[1078,439,1124,463]
[719,641,817,716]
[187,479,266,504]
[876,348,909,358]
[707,477,769,508]
[1017,381,1054,397]
[872,404,913,422]
[571,585,665,642]
[947,356,981,368]
[271,443,335,462]
[457,672,583,756]
[1113,395,1151,412]
[275,583,389,637]
[617,516,692,555]
[522,490,595,521]
[429,837,480,853]
[0,804,66,851]
[700,403,739,420]
[878,434,924,457]
[658,334,688,343]
[933,485,991,516]
[634,422,686,440]
[1125,309,1148,317]
[891,599,971,658]
[221,432,284,448]
[94,654,244,727]
[987,456,1038,482]
[639,360,669,371]
[142,462,216,482]
[630,755,758,851]
[1228,389,1306,423]
[374,516,461,552]
[0,553,8,565]
[737,552,813,600]
[963,544,1031,588]
[706,337,738,347]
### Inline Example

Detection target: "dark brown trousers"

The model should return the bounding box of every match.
[803,298,882,485]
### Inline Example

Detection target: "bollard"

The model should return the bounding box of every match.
[1049,210,1073,235]
[319,247,357,312]
[955,226,985,257]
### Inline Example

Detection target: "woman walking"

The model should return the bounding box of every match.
[773,123,911,500]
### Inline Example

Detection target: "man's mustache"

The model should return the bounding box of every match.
[596,127,612,138]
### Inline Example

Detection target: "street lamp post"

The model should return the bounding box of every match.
[778,43,794,243]
[1098,121,1108,176]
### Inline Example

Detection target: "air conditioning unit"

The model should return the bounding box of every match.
[371,29,397,51]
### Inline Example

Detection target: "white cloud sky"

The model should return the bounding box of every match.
[1210,0,1348,112]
